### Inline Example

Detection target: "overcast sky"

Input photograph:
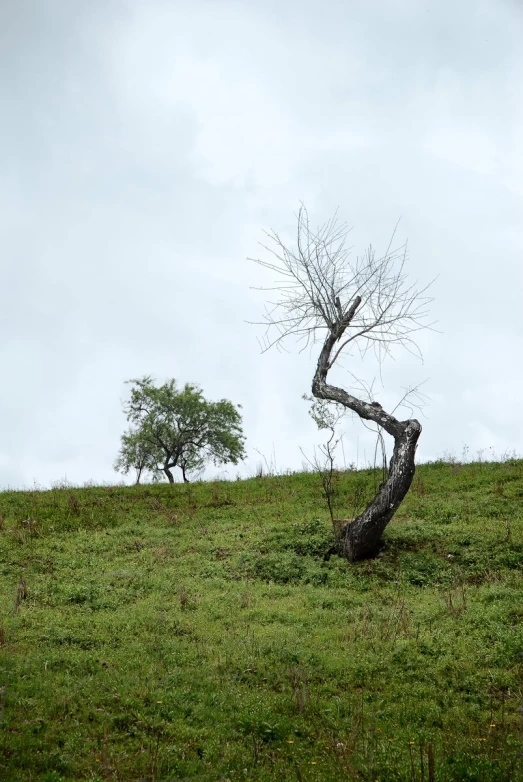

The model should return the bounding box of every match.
[1,0,522,488]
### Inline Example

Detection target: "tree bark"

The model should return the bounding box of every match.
[163,466,175,484]
[312,297,421,561]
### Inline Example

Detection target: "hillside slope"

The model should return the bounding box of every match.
[1,460,522,781]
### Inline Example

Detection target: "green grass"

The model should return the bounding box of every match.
[1,459,522,781]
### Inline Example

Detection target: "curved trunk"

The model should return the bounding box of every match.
[337,419,420,560]
[163,466,175,484]
[312,295,421,561]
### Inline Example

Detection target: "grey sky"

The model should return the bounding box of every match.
[1,0,522,487]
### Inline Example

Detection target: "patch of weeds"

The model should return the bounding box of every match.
[284,517,335,557]
[14,576,28,613]
[443,752,515,782]
[237,551,307,584]
[207,482,236,508]
[67,493,81,516]
[398,550,454,587]
[237,715,289,744]
[179,585,197,610]
[41,773,66,782]
[148,497,180,525]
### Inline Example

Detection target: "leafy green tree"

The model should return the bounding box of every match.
[114,429,155,485]
[115,376,246,484]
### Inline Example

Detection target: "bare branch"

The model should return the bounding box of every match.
[249,204,435,364]
[250,203,435,561]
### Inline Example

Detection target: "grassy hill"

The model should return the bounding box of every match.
[0,459,522,781]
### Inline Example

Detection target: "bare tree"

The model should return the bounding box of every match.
[250,204,434,561]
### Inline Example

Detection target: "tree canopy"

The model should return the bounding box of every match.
[115,376,246,484]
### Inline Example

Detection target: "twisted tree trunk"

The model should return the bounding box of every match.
[312,297,421,561]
